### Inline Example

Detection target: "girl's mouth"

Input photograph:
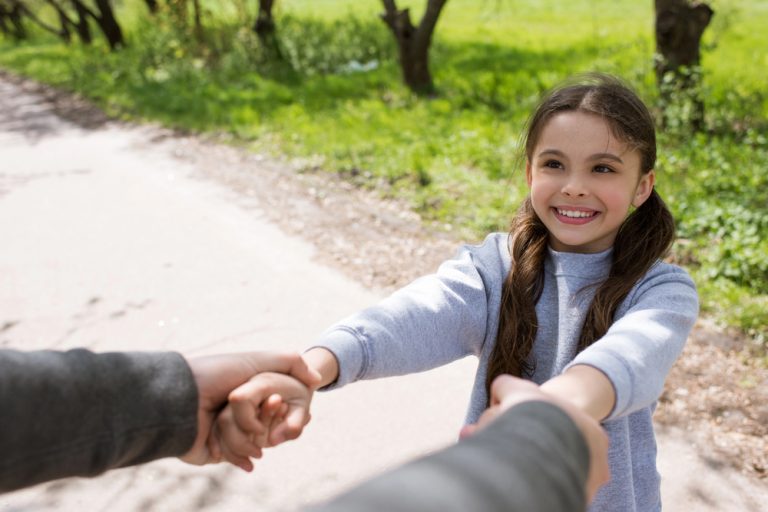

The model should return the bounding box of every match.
[553,207,600,224]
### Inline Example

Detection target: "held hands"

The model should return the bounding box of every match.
[180,351,320,468]
[211,372,316,472]
[460,375,611,504]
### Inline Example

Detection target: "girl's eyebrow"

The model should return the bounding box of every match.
[537,149,567,159]
[589,152,624,164]
[537,148,624,163]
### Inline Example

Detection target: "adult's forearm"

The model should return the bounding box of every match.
[306,401,590,512]
[0,349,198,493]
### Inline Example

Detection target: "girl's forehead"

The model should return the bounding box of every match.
[542,110,612,133]
[537,112,629,150]
[533,111,642,165]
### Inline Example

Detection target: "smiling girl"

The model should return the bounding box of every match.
[218,74,699,511]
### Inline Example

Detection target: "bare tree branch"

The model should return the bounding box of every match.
[12,0,65,37]
[414,0,447,50]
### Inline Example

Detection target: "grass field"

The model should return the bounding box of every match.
[1,0,766,352]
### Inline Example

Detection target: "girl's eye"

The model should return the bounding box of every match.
[544,160,563,169]
[593,165,614,174]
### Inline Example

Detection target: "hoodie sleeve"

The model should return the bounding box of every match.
[310,234,508,389]
[565,263,699,420]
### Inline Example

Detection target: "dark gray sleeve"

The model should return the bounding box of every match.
[306,401,589,512]
[0,349,198,493]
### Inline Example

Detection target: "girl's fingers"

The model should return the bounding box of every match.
[230,400,267,435]
[269,403,310,445]
[228,377,278,432]
[262,394,284,418]
[220,439,257,473]
[268,403,287,444]
[215,407,264,467]
[254,394,283,447]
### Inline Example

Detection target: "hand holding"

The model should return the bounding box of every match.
[460,375,610,504]
[211,372,315,471]
[179,352,320,466]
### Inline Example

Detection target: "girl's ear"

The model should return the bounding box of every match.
[632,170,656,207]
[526,160,533,188]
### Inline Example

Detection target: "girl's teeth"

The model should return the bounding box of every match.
[557,209,595,218]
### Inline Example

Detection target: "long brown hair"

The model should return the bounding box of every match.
[485,74,675,395]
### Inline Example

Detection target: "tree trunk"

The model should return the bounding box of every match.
[400,36,431,94]
[53,2,72,43]
[10,2,25,40]
[0,2,27,40]
[254,0,275,36]
[253,0,281,57]
[92,0,124,49]
[166,0,188,28]
[72,0,92,44]
[191,0,203,41]
[655,0,713,130]
[380,0,448,95]
[0,5,12,39]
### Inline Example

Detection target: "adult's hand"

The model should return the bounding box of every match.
[460,375,610,504]
[180,352,321,465]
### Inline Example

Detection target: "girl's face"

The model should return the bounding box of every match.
[526,111,655,253]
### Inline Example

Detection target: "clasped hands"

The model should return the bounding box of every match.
[179,351,321,471]
[180,351,609,502]
[211,368,319,472]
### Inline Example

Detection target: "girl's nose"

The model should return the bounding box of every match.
[561,177,588,197]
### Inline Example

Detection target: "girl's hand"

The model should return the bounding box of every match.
[212,372,315,471]
[230,372,314,446]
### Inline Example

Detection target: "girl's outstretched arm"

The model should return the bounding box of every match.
[561,264,699,421]
[306,234,507,391]
[540,365,615,422]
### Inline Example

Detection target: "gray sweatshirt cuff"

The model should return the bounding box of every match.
[308,326,369,390]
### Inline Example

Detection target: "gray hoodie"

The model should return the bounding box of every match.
[312,233,699,512]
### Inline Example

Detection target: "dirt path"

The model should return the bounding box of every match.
[0,71,765,511]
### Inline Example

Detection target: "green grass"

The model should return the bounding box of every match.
[1,0,766,350]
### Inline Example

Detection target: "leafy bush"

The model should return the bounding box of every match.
[276,14,393,76]
[661,134,768,296]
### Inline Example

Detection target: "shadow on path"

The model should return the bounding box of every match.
[0,70,109,141]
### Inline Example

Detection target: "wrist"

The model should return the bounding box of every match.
[302,347,339,389]
[541,365,615,422]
